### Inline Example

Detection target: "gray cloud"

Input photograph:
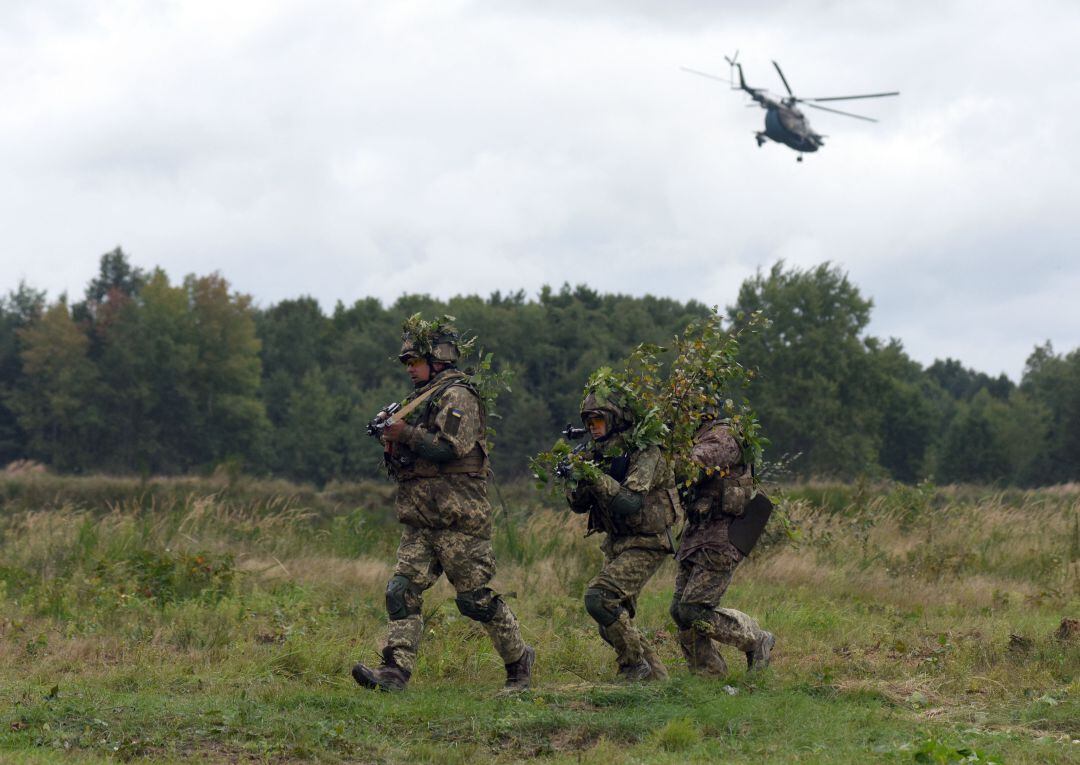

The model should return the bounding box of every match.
[1,0,1077,379]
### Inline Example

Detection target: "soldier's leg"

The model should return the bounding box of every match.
[437,530,528,668]
[670,549,772,669]
[587,547,669,675]
[382,527,442,673]
[670,558,727,675]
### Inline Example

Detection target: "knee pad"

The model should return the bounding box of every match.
[455,587,500,623]
[584,587,622,627]
[385,574,420,621]
[671,601,712,629]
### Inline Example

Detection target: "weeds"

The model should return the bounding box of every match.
[0,477,1077,763]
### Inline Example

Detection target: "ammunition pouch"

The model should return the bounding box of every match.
[689,473,752,519]
[719,475,754,517]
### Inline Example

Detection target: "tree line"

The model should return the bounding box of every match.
[1,249,1076,486]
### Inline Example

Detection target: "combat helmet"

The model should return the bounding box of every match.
[580,388,634,441]
[398,314,462,365]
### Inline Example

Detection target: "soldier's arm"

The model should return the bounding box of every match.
[400,385,484,463]
[565,484,594,514]
[588,446,660,516]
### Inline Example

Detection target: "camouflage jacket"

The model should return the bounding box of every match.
[385,369,492,536]
[567,438,680,555]
[677,421,751,561]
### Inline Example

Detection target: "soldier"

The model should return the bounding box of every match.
[352,318,534,692]
[669,414,775,676]
[566,388,679,681]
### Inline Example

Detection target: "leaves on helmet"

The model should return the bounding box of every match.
[400,313,477,358]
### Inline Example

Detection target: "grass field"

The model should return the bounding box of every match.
[0,475,1076,763]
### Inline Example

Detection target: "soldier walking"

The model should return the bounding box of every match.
[352,317,534,692]
[670,414,775,675]
[565,388,679,681]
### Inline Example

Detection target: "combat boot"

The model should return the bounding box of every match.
[746,630,776,672]
[616,660,656,682]
[678,629,729,676]
[642,643,669,681]
[352,648,411,691]
[503,644,535,692]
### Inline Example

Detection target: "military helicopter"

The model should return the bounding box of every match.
[682,52,899,161]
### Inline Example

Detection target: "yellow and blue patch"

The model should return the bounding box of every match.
[445,408,464,436]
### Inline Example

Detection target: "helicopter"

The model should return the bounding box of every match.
[682,52,899,161]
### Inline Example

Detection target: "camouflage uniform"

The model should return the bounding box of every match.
[670,421,773,674]
[357,363,529,689]
[568,394,680,680]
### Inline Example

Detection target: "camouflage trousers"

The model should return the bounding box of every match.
[671,548,762,669]
[588,546,669,668]
[382,526,526,674]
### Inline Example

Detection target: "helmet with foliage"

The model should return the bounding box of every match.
[398,313,472,365]
[579,387,635,440]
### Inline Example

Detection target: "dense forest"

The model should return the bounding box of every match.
[1,249,1076,486]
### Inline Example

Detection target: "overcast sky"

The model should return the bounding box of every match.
[2,1,1076,380]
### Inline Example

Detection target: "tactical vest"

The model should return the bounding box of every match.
[587,448,679,538]
[389,371,489,480]
[686,463,751,519]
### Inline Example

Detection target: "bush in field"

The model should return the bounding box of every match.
[103,549,235,606]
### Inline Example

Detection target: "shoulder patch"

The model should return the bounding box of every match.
[445,408,463,436]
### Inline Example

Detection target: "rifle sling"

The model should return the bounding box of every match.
[386,376,457,425]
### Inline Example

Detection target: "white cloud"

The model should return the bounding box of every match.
[1,0,1077,379]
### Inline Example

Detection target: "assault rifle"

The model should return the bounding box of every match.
[554,423,590,479]
[364,381,447,440]
[365,402,402,438]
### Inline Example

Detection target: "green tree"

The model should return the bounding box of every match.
[730,262,880,478]
[7,298,100,469]
[0,283,46,463]
[185,273,270,469]
[1020,342,1080,484]
[93,269,193,472]
[866,338,939,483]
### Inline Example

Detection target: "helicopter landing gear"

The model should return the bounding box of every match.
[755,132,766,147]
[796,154,803,162]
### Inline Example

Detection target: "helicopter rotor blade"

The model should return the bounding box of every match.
[680,67,733,85]
[771,60,794,97]
[801,91,900,102]
[802,102,878,122]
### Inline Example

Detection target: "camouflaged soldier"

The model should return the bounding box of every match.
[352,320,534,692]
[566,389,680,681]
[670,417,775,676]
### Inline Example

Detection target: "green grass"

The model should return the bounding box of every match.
[0,475,1077,763]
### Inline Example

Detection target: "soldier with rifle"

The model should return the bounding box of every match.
[670,406,775,676]
[352,316,534,692]
[564,386,679,681]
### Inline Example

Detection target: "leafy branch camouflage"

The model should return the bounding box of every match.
[400,313,477,359]
[532,309,769,489]
[468,349,513,448]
